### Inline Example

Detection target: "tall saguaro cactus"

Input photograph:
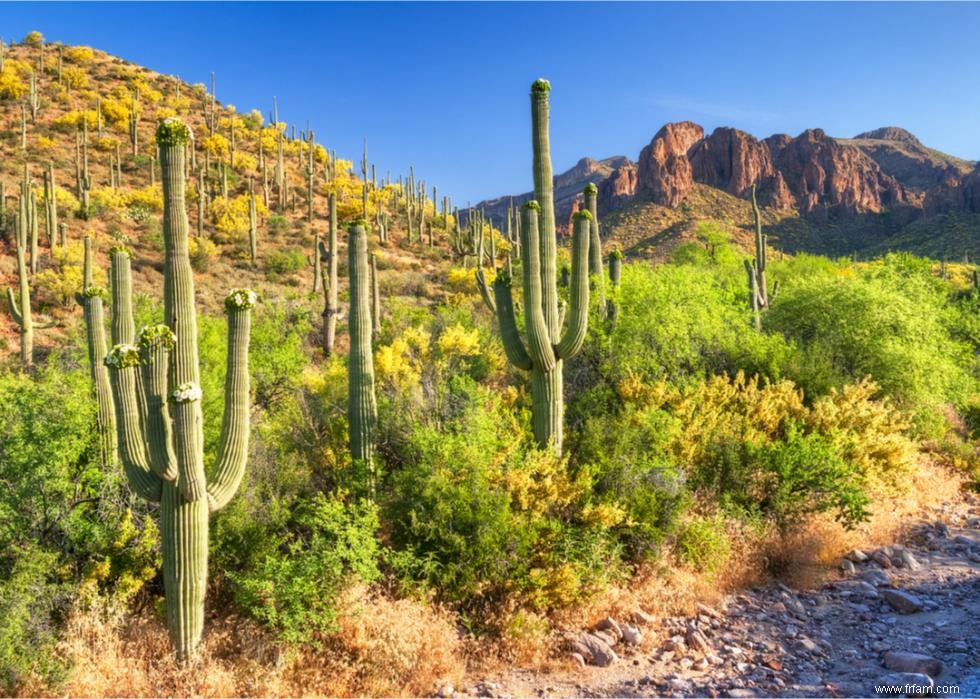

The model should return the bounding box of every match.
[321,193,339,356]
[347,221,378,492]
[6,206,34,367]
[487,80,591,456]
[103,119,255,661]
[745,183,770,330]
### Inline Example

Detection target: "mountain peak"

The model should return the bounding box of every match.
[854,127,922,146]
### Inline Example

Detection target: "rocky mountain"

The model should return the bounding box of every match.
[474,122,978,246]
[471,155,630,229]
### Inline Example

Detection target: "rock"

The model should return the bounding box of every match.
[725,689,757,698]
[620,623,642,645]
[581,632,619,667]
[696,602,722,619]
[883,651,943,677]
[897,550,921,571]
[631,609,654,626]
[841,560,857,575]
[436,683,454,698]
[663,635,686,653]
[686,627,712,654]
[595,617,623,643]
[882,589,924,614]
[688,127,792,208]
[861,569,892,587]
[872,550,894,569]
[846,549,869,563]
[796,636,823,656]
[636,121,704,206]
[597,163,637,213]
[876,673,934,695]
[568,652,586,669]
[693,657,710,671]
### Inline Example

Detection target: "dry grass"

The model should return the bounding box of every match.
[42,586,463,698]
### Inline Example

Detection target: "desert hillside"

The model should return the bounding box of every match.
[0,31,978,699]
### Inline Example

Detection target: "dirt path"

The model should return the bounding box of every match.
[461,496,980,698]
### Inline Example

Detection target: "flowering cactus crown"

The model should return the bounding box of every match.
[137,324,176,356]
[531,79,551,94]
[104,343,141,369]
[81,285,108,299]
[156,118,191,147]
[171,382,203,404]
[225,288,258,311]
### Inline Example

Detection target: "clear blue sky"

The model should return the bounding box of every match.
[5,2,980,204]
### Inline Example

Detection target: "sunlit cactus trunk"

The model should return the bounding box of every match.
[6,206,34,367]
[486,79,590,456]
[745,183,769,330]
[583,183,606,316]
[347,221,378,493]
[322,193,339,356]
[78,236,117,467]
[103,119,255,662]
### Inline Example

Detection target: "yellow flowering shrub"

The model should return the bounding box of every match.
[0,59,31,99]
[64,45,95,63]
[375,338,421,390]
[99,95,130,129]
[52,109,98,132]
[210,194,267,241]
[62,66,88,90]
[436,323,481,357]
[201,132,230,159]
[35,136,56,151]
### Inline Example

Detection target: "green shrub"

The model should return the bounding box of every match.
[264,248,306,278]
[676,514,731,574]
[230,493,381,646]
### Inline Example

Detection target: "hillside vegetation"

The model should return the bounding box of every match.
[0,32,978,697]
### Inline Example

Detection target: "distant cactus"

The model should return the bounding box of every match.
[103,119,255,661]
[129,91,139,156]
[247,179,258,263]
[484,79,591,456]
[6,204,35,367]
[43,162,57,247]
[347,221,378,493]
[321,193,339,356]
[608,249,622,323]
[371,252,381,333]
[745,183,770,330]
[19,165,39,274]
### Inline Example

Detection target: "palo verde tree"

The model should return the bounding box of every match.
[486,80,591,456]
[103,118,256,661]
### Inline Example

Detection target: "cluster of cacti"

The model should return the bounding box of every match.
[486,80,591,456]
[75,120,92,218]
[347,220,378,492]
[102,119,256,660]
[18,165,40,275]
[745,183,772,330]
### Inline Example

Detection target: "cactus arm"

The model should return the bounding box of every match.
[207,291,255,512]
[491,273,532,371]
[556,212,591,359]
[105,346,162,502]
[475,267,497,313]
[138,326,179,482]
[520,203,557,372]
[109,250,136,344]
[6,287,23,326]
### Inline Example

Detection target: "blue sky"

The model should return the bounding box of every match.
[4,2,980,204]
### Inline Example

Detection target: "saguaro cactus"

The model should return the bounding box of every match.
[6,207,34,367]
[321,193,339,356]
[347,221,378,492]
[485,78,590,456]
[583,182,606,315]
[745,183,770,330]
[103,119,255,661]
[77,236,116,467]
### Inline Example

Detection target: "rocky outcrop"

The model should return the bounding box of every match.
[636,122,703,207]
[849,127,974,194]
[688,127,794,209]
[598,163,637,212]
[924,163,980,214]
[767,129,906,217]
